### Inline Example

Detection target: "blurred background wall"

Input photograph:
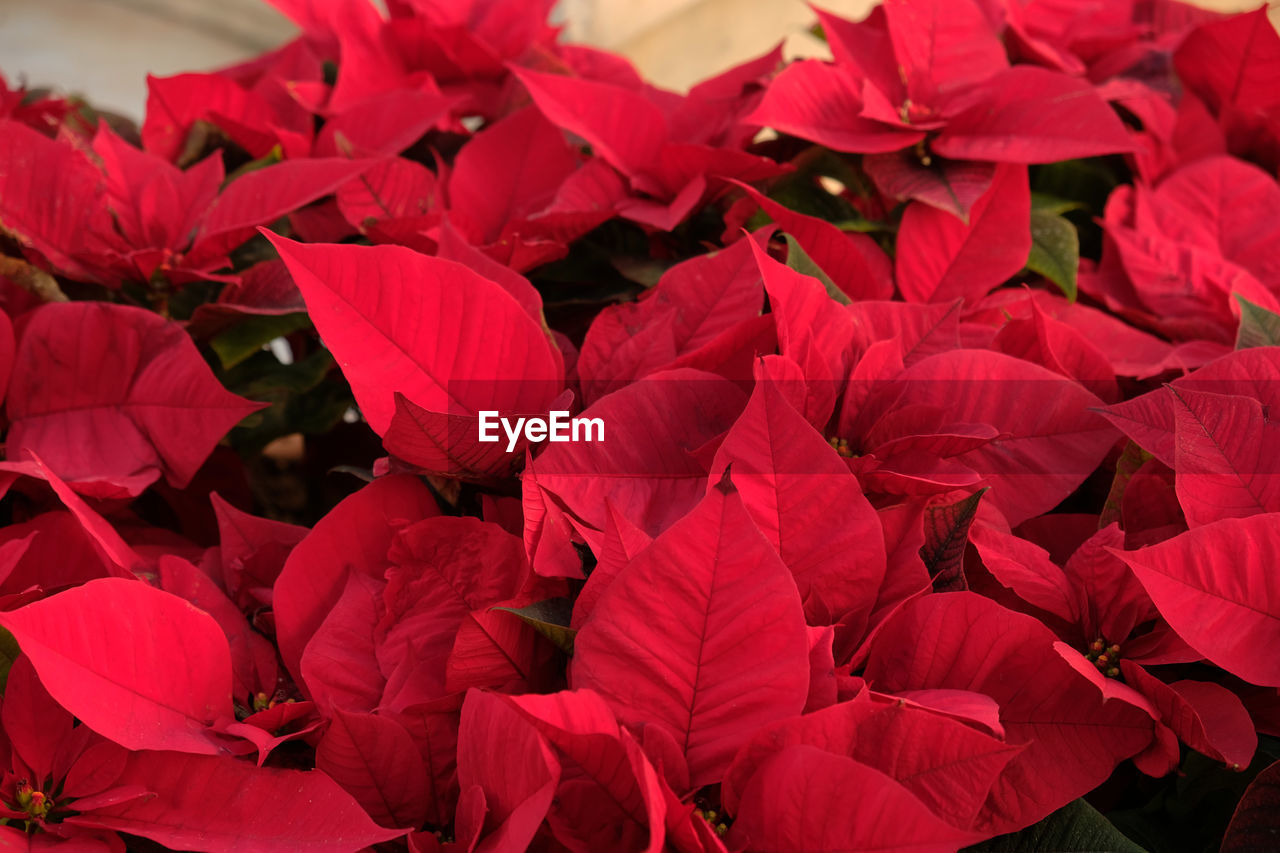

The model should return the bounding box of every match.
[0,0,1270,120]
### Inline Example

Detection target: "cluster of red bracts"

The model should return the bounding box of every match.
[0,0,1278,850]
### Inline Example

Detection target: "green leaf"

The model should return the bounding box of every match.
[1030,192,1086,216]
[1098,440,1154,529]
[222,349,354,454]
[0,627,19,694]
[210,313,312,370]
[1026,210,1079,302]
[783,234,850,305]
[920,488,986,593]
[223,144,284,185]
[493,598,577,655]
[1234,294,1280,350]
[965,799,1147,852]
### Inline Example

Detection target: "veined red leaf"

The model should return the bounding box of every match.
[0,120,117,281]
[0,578,232,754]
[448,106,580,244]
[864,593,1153,834]
[1119,665,1257,770]
[919,489,984,593]
[524,368,746,556]
[727,745,983,852]
[316,708,431,829]
[871,349,1116,525]
[883,0,1007,100]
[1169,385,1280,527]
[743,60,922,153]
[1111,514,1280,688]
[710,374,885,626]
[572,474,810,787]
[192,159,374,263]
[267,235,562,435]
[863,151,995,220]
[457,691,560,853]
[513,68,666,177]
[159,555,277,702]
[336,157,438,230]
[722,691,1021,829]
[932,67,1134,163]
[7,303,264,489]
[1175,9,1280,118]
[500,689,668,851]
[732,183,893,300]
[69,750,402,852]
[374,517,529,710]
[895,163,1031,304]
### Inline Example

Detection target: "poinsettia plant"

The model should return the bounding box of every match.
[0,0,1279,849]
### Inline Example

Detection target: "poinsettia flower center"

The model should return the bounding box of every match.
[694,807,730,837]
[14,779,54,822]
[827,436,856,458]
[1084,637,1123,678]
[897,98,938,125]
[912,138,934,168]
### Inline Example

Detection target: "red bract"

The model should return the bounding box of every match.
[0,0,1277,848]
[864,593,1154,833]
[6,303,264,492]
[571,474,810,788]
[0,579,233,755]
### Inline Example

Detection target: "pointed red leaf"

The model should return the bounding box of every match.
[158,555,277,702]
[1112,514,1280,688]
[872,349,1116,525]
[883,0,1007,100]
[572,476,810,787]
[710,375,885,626]
[731,183,893,300]
[0,120,117,281]
[192,159,374,262]
[457,690,560,853]
[723,691,1020,829]
[7,303,263,489]
[449,106,580,244]
[865,593,1154,833]
[1120,665,1257,770]
[933,67,1134,163]
[371,517,528,711]
[1168,386,1280,527]
[337,157,438,230]
[864,151,995,220]
[209,492,306,609]
[524,368,746,554]
[744,61,922,153]
[316,708,431,829]
[1175,9,1280,118]
[0,578,233,754]
[751,239,856,426]
[2,655,77,786]
[578,234,766,402]
[500,690,668,851]
[728,745,983,851]
[268,236,562,435]
[895,163,1031,303]
[70,750,402,852]
[513,68,666,177]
